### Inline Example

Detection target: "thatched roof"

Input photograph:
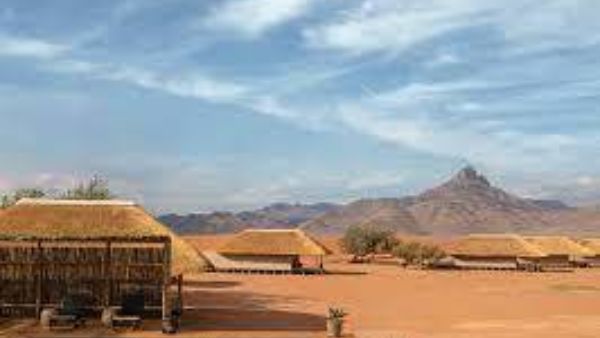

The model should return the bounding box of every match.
[577,238,600,255]
[219,229,331,256]
[0,199,206,274]
[445,234,546,258]
[524,236,594,256]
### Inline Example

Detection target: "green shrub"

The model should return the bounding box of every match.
[392,241,445,265]
[328,307,347,319]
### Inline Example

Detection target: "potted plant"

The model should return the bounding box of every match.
[326,307,347,337]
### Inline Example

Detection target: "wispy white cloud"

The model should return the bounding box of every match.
[513,174,600,206]
[2,1,599,211]
[303,0,600,56]
[219,169,406,210]
[0,35,67,58]
[500,0,600,53]
[329,77,585,172]
[203,0,312,38]
[303,0,492,55]
[46,58,305,122]
[346,172,405,190]
[575,176,600,189]
[248,96,297,118]
[425,52,461,68]
[48,59,248,104]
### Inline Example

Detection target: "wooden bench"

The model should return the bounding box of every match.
[101,291,145,330]
[40,309,85,330]
[112,315,142,329]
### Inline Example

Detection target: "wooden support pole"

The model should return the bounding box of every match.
[35,240,42,318]
[162,239,172,321]
[177,274,183,311]
[104,240,112,307]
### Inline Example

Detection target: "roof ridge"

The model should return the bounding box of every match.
[16,198,136,206]
[241,229,301,232]
[466,233,521,238]
[524,235,594,256]
[220,228,330,255]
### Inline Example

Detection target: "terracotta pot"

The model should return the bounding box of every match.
[327,318,343,337]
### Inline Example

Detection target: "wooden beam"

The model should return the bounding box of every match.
[162,238,172,321]
[177,274,183,311]
[103,240,112,307]
[0,235,171,244]
[35,240,42,318]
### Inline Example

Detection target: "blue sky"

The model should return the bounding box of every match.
[1,0,599,213]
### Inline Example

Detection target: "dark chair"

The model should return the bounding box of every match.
[110,291,144,329]
[60,292,95,319]
[120,292,145,316]
[42,293,93,329]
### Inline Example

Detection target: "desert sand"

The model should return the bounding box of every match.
[178,264,600,338]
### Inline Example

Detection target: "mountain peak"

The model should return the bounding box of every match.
[449,166,490,187]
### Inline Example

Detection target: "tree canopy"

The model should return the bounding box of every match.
[392,241,446,265]
[340,225,398,257]
[340,224,446,266]
[1,175,114,209]
[1,188,46,209]
[61,175,113,200]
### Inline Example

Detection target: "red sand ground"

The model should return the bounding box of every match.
[3,235,600,338]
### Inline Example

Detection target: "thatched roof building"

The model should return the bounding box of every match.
[219,229,331,256]
[578,238,600,255]
[0,199,206,274]
[524,236,594,257]
[576,238,600,267]
[204,229,331,274]
[445,234,546,258]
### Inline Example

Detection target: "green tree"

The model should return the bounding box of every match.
[1,188,46,209]
[62,175,113,200]
[1,195,8,209]
[340,225,398,259]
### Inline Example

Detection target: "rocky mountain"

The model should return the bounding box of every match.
[237,202,338,228]
[160,166,600,235]
[300,198,421,234]
[300,166,594,235]
[159,211,247,234]
[159,202,339,234]
[526,199,571,210]
[404,166,562,234]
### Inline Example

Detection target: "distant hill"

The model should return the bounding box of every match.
[159,211,247,234]
[526,199,571,210]
[159,202,339,234]
[403,166,564,234]
[300,198,421,234]
[160,167,600,235]
[579,203,600,213]
[299,166,568,235]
